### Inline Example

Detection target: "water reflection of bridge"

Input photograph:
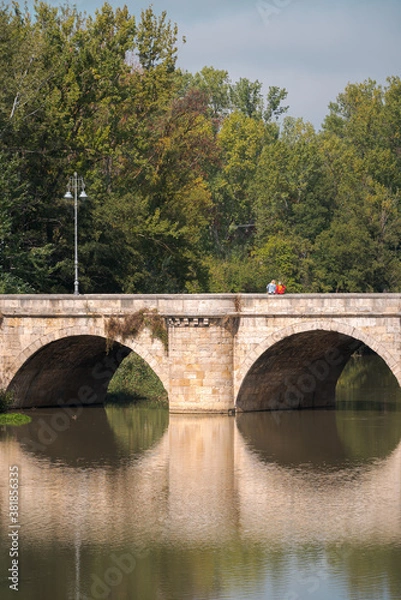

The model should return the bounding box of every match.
[2,411,401,549]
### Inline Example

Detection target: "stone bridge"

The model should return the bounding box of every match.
[0,294,400,413]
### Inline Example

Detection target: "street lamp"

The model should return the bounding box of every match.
[64,172,87,295]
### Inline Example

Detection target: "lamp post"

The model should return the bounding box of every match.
[64,172,87,295]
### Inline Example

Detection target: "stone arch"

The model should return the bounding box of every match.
[7,324,169,408]
[235,320,400,412]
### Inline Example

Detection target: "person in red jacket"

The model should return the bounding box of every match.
[275,281,286,294]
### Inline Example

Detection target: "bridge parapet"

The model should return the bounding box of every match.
[1,293,401,317]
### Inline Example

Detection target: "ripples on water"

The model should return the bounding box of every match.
[0,355,400,600]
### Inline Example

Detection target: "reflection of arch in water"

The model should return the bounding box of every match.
[236,409,401,468]
[8,330,168,408]
[14,405,169,468]
[236,410,349,468]
[234,422,401,546]
[15,406,122,467]
[235,321,400,412]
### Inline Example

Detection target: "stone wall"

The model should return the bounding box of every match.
[0,294,400,412]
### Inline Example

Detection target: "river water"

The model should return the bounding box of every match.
[1,354,401,600]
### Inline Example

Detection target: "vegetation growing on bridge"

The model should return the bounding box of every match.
[0,2,400,294]
[105,309,168,351]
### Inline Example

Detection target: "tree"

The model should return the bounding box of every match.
[211,111,266,254]
[264,85,289,122]
[253,118,331,245]
[87,11,216,293]
[229,78,264,119]
[318,79,401,291]
[184,66,231,123]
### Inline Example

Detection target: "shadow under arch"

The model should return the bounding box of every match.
[7,334,166,409]
[235,325,398,412]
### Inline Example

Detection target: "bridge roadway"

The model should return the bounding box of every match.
[0,293,400,413]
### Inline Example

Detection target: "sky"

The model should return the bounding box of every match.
[28,0,401,129]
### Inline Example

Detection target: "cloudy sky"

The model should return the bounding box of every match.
[32,0,401,129]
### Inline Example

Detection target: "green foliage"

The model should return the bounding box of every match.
[211,111,266,251]
[207,254,260,293]
[230,78,264,118]
[0,388,14,413]
[0,413,32,425]
[0,272,35,293]
[106,352,168,405]
[254,118,331,243]
[253,235,312,292]
[185,66,231,122]
[264,85,289,122]
[0,2,400,294]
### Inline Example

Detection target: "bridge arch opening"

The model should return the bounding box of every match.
[107,351,168,406]
[8,335,167,409]
[235,329,380,412]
